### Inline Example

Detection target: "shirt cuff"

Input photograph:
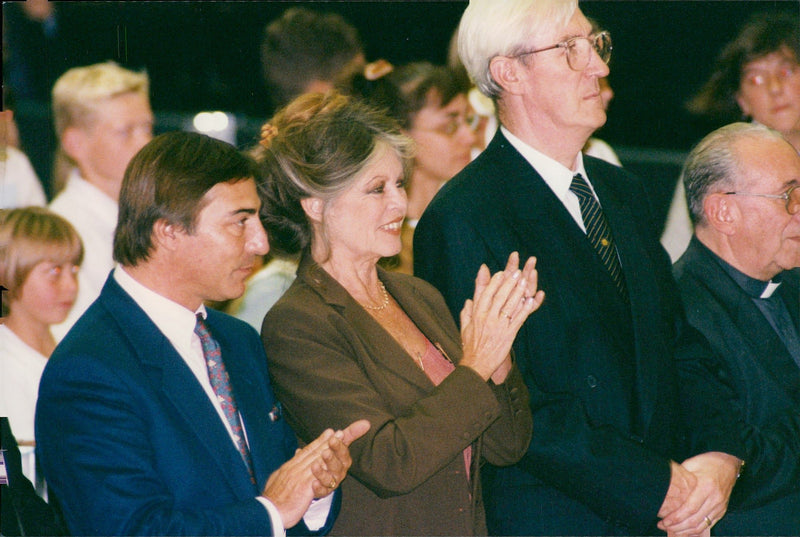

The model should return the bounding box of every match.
[256,496,286,537]
[304,493,334,531]
[255,493,333,534]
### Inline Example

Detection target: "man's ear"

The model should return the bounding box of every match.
[489,55,525,96]
[300,197,324,224]
[703,192,739,236]
[152,218,182,251]
[60,126,87,162]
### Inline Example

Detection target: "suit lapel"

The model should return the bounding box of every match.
[584,159,666,421]
[296,257,449,393]
[101,277,257,496]
[782,270,800,342]
[687,243,800,399]
[380,268,463,365]
[480,136,633,352]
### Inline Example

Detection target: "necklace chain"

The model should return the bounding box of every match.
[361,281,389,312]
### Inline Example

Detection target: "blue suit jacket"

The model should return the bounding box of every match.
[35,273,338,536]
[414,131,745,535]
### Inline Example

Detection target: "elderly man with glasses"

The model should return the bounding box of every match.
[673,122,800,535]
[414,0,746,535]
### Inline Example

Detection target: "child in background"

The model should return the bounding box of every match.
[0,206,83,491]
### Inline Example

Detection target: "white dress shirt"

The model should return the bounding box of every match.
[113,267,330,535]
[501,126,595,233]
[0,146,47,209]
[231,258,298,331]
[583,137,622,167]
[49,169,118,341]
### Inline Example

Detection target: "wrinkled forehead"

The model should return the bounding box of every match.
[736,136,800,189]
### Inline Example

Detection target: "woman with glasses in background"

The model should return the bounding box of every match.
[665,11,800,263]
[689,11,800,153]
[340,60,479,274]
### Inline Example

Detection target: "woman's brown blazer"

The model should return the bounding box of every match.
[261,255,532,536]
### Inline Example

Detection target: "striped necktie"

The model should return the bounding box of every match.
[569,173,628,302]
[195,314,255,484]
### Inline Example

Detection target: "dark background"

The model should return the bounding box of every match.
[3,0,799,222]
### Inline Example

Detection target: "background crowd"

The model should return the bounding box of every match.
[2,0,800,535]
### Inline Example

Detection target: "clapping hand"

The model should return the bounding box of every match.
[459,252,544,382]
[263,419,370,528]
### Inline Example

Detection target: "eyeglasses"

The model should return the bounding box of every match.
[725,185,800,215]
[418,113,481,137]
[741,64,799,88]
[513,31,612,71]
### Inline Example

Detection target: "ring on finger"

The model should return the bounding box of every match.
[704,515,713,528]
[329,477,337,489]
[500,310,512,319]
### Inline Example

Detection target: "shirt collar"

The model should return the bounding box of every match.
[696,239,782,299]
[501,126,591,201]
[114,266,207,354]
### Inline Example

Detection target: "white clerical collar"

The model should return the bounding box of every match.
[761,280,782,299]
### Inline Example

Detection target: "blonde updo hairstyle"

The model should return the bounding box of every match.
[255,91,414,261]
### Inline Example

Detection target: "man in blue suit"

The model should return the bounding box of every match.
[414,1,745,535]
[35,131,369,536]
[674,122,800,535]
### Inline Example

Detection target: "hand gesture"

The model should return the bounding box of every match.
[309,419,370,498]
[658,452,741,536]
[262,419,371,528]
[459,252,544,381]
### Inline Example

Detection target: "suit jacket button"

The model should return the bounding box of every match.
[586,375,598,388]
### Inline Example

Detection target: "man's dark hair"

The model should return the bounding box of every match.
[260,7,363,111]
[113,131,256,266]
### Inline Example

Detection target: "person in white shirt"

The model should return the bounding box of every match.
[48,61,154,340]
[1,110,47,209]
[0,206,82,491]
[229,254,298,331]
[0,146,47,209]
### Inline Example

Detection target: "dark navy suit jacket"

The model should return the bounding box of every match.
[674,237,800,535]
[35,273,338,536]
[1,417,67,536]
[414,131,744,535]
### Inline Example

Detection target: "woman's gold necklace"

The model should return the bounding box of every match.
[361,281,389,312]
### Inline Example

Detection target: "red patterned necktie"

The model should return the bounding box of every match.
[195,314,255,484]
[569,173,628,302]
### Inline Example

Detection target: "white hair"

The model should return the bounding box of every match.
[458,0,577,98]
